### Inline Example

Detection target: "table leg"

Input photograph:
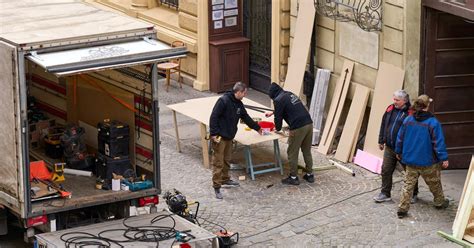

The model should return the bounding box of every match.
[273,140,283,175]
[172,110,181,153]
[166,69,170,91]
[199,123,210,168]
[245,145,255,180]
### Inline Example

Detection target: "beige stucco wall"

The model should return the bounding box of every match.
[286,0,421,105]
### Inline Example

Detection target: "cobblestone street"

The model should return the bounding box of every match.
[156,83,461,247]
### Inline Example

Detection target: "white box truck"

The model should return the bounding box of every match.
[0,0,186,239]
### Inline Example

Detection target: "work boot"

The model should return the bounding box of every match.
[397,210,408,219]
[281,176,300,185]
[435,199,449,209]
[303,173,315,183]
[373,193,392,203]
[214,188,223,199]
[410,195,418,204]
[222,179,240,187]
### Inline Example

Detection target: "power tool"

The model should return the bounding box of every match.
[51,163,65,182]
[121,179,153,191]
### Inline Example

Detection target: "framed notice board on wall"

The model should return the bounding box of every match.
[208,0,243,41]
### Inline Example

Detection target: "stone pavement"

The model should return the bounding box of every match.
[157,82,460,247]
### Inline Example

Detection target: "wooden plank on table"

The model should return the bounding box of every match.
[363,62,405,158]
[283,0,316,96]
[334,84,370,162]
[317,60,354,155]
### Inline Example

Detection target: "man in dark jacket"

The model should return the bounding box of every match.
[267,82,314,185]
[209,82,261,199]
[395,94,449,218]
[373,90,419,203]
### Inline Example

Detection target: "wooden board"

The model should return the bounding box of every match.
[453,155,474,239]
[334,84,370,162]
[167,96,286,146]
[453,170,474,240]
[283,0,316,96]
[363,62,405,158]
[309,69,330,145]
[317,60,354,155]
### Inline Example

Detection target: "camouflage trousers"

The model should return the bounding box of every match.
[398,163,445,212]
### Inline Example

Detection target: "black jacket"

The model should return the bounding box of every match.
[378,103,411,149]
[268,83,313,131]
[209,92,260,140]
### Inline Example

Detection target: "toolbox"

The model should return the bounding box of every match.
[97,120,130,138]
[95,154,133,180]
[98,135,129,157]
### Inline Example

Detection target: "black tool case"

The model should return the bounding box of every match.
[97,120,130,138]
[95,154,133,180]
[97,120,130,157]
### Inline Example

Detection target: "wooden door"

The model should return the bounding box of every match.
[422,8,474,169]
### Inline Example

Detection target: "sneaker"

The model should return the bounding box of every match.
[435,199,449,209]
[303,173,315,183]
[282,176,300,185]
[373,193,392,203]
[410,195,418,204]
[222,179,240,187]
[214,188,223,199]
[397,211,408,219]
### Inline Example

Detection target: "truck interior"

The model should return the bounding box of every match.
[24,38,186,218]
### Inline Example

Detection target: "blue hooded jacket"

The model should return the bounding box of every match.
[395,111,448,166]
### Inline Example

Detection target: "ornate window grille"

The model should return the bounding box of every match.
[314,0,382,32]
[160,0,179,10]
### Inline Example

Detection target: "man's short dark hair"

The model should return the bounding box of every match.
[232,82,247,93]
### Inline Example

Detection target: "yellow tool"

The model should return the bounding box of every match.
[51,163,65,182]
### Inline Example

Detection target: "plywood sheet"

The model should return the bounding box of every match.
[318,60,354,155]
[453,172,474,239]
[0,41,19,198]
[167,96,286,146]
[363,62,405,158]
[283,0,316,96]
[334,85,370,162]
[453,155,474,236]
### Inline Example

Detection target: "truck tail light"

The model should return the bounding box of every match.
[139,196,158,206]
[27,215,48,227]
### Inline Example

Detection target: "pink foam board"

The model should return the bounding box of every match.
[353,149,382,174]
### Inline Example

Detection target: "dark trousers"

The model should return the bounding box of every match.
[381,146,418,197]
[211,139,232,189]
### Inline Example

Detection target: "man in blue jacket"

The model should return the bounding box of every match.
[373,90,419,203]
[395,95,449,218]
[209,82,262,199]
[268,82,314,185]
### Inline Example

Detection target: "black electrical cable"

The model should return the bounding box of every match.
[197,216,228,233]
[240,181,403,239]
[59,213,193,248]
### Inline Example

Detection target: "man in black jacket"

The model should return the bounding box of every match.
[209,82,262,199]
[267,82,314,185]
[373,89,419,203]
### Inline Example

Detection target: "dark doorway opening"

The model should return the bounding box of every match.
[421,6,474,169]
[243,0,272,93]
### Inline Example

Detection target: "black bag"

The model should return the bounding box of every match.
[97,120,130,139]
[95,154,134,179]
